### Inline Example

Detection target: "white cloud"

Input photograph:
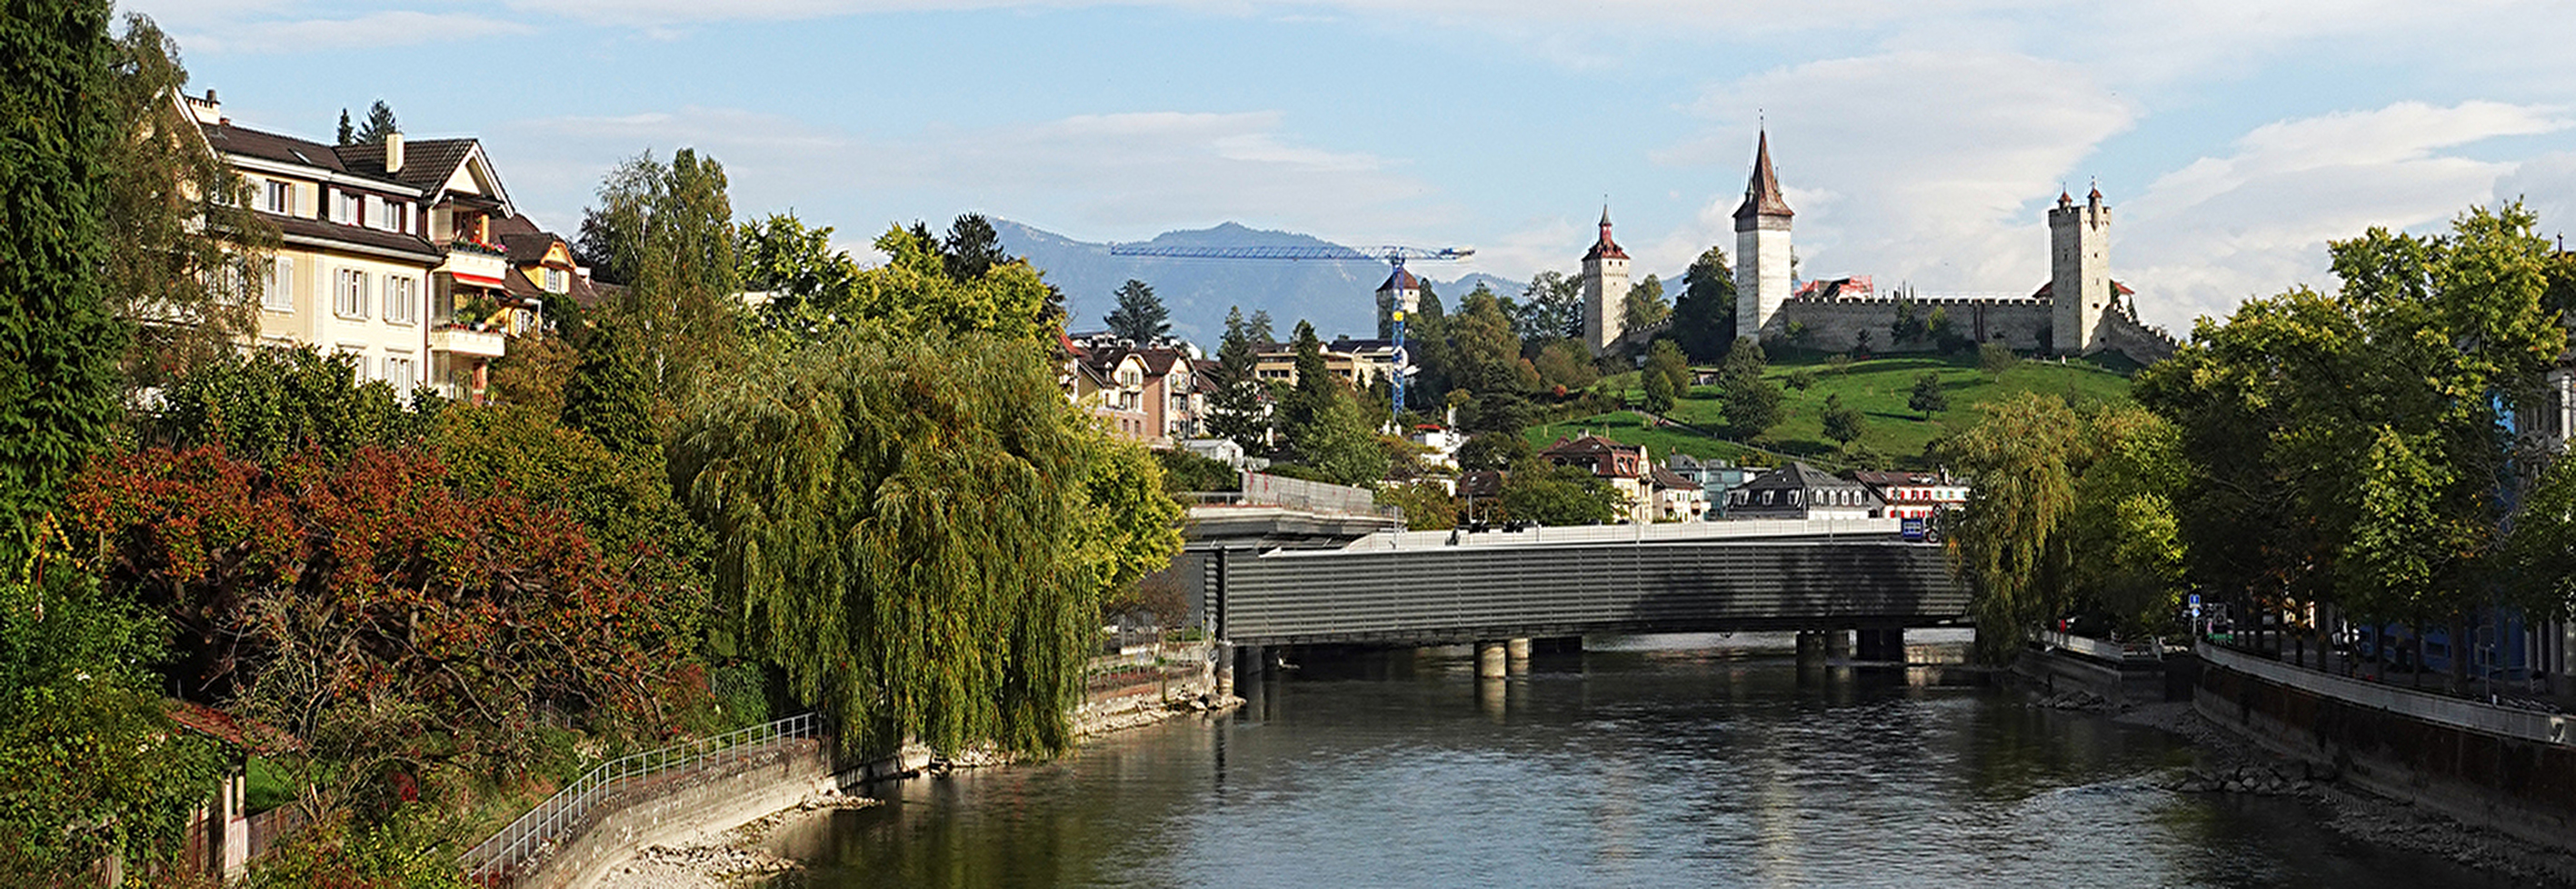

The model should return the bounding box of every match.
[489,105,1450,250]
[1653,50,2138,299]
[2121,101,2571,328]
[2494,152,2576,243]
[175,10,530,54]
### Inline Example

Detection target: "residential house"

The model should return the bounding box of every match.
[1540,434,1652,523]
[1253,339,1393,389]
[1064,340,1198,448]
[1409,424,1464,469]
[191,93,444,397]
[1851,470,1970,520]
[1667,453,1753,514]
[1726,461,1881,521]
[1647,463,1706,521]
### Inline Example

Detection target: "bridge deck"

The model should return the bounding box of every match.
[1208,533,1967,647]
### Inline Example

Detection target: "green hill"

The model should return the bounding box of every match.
[1526,353,2134,470]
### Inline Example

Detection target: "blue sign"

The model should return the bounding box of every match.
[1900,517,1927,541]
[2188,594,2202,617]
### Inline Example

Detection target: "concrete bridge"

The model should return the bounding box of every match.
[1195,519,1970,681]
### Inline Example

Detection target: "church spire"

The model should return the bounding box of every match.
[1733,128,1793,225]
[1584,203,1627,261]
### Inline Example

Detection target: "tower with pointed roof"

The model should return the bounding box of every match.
[1374,265,1421,338]
[2048,185,2112,355]
[1581,205,1632,355]
[1733,130,1794,344]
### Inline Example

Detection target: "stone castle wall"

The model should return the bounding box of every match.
[1767,298,2053,354]
[2095,310,2181,364]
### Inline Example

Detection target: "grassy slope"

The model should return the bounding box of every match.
[1528,354,2134,469]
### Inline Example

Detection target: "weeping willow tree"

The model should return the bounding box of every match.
[1942,393,2084,663]
[673,325,1176,757]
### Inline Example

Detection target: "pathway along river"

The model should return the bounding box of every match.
[762,633,2510,887]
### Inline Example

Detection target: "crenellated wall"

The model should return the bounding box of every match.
[1767,298,2053,354]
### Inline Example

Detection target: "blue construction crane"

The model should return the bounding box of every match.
[1104,243,1475,419]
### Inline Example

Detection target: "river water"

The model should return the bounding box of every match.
[763,634,2508,888]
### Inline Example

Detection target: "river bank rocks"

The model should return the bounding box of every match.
[2032,689,2116,713]
[591,790,881,889]
[2164,763,2326,796]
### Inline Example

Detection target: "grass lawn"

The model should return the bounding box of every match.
[1533,353,2135,469]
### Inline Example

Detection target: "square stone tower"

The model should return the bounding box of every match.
[1734,130,1794,345]
[2049,186,2112,355]
[1582,205,1631,355]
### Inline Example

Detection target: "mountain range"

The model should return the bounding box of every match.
[992,219,1524,348]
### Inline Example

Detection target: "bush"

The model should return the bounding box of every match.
[1153,447,1238,494]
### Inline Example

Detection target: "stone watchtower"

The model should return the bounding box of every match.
[2049,185,2112,355]
[1734,130,1794,345]
[1581,205,1632,355]
[1376,264,1421,336]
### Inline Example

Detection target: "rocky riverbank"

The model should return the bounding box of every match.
[2112,700,2576,884]
[585,691,1241,888]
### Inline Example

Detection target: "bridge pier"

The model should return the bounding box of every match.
[1534,635,1583,655]
[1857,628,1905,663]
[1824,630,1852,660]
[1234,644,1267,684]
[1214,643,1235,698]
[1795,631,1823,663]
[1475,642,1508,679]
[1506,638,1532,674]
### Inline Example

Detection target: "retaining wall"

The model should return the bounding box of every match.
[531,740,841,889]
[2194,644,2576,852]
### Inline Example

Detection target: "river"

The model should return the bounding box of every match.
[761,633,2510,887]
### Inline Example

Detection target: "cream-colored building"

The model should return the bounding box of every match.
[186,90,534,402]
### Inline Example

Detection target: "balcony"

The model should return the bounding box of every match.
[436,243,509,288]
[429,325,505,358]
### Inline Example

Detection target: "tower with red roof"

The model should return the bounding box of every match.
[1581,205,1632,355]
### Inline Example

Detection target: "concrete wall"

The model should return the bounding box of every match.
[523,741,841,889]
[2194,647,2576,852]
[1768,298,2052,353]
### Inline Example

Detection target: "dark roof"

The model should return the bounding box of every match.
[1458,469,1505,499]
[167,700,299,754]
[1649,465,1700,491]
[1851,470,1951,487]
[1583,205,1629,261]
[1540,434,1640,458]
[269,213,441,260]
[1379,265,1420,292]
[1742,461,1860,492]
[201,122,353,175]
[1732,130,1794,222]
[1668,453,1703,470]
[335,137,478,193]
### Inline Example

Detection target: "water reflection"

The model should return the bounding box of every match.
[765,634,2511,889]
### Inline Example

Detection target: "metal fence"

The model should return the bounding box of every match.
[458,712,821,887]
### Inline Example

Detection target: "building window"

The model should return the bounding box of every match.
[384,355,415,393]
[334,268,369,318]
[263,256,295,312]
[265,180,293,214]
[543,267,567,293]
[384,275,417,325]
[380,201,409,234]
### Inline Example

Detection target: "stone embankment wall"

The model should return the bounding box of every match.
[536,740,841,889]
[2194,645,2576,852]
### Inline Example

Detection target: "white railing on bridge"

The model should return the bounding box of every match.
[1315,517,1905,554]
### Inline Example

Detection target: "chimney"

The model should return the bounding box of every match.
[384,132,404,174]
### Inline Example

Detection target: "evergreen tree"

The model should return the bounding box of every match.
[1822,393,1866,452]
[1205,306,1272,452]
[1645,339,1691,401]
[354,98,397,144]
[1671,246,1737,361]
[563,328,663,463]
[1909,371,1950,419]
[1282,321,1333,444]
[942,213,1010,282]
[1452,284,1524,395]
[1405,285,1452,411]
[1103,279,1169,345]
[335,107,353,145]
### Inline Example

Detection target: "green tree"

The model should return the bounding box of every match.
[1978,341,2016,380]
[674,326,1176,757]
[1205,306,1272,452]
[1452,284,1526,395]
[564,328,664,463]
[579,149,745,392]
[1645,339,1690,400]
[1671,246,1737,362]
[1532,339,1598,392]
[1514,271,1583,345]
[1298,394,1392,486]
[1622,274,1671,333]
[1502,464,1622,525]
[1821,393,1865,452]
[1942,393,2084,663]
[1642,367,1675,415]
[353,98,397,145]
[941,213,1011,283]
[735,213,857,326]
[1403,283,1452,409]
[334,107,353,145]
[839,225,1053,343]
[1909,371,1950,419]
[1376,481,1456,530]
[103,15,280,392]
[1104,278,1170,345]
[1715,338,1781,438]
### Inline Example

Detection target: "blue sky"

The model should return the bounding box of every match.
[134,0,2576,333]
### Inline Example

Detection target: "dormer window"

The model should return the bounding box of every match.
[334,190,361,225]
[264,180,293,214]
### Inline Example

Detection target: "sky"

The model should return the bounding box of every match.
[131,0,2576,334]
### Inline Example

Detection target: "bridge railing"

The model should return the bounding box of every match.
[1326,517,1904,553]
